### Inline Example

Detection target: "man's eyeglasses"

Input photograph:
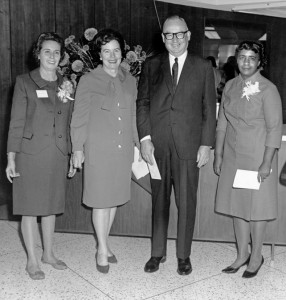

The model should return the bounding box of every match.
[163,31,189,40]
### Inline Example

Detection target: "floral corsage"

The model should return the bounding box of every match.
[57,80,74,103]
[241,81,260,101]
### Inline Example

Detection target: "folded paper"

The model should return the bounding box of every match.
[132,147,149,179]
[148,153,161,180]
[233,169,260,190]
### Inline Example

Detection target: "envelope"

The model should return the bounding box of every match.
[132,147,149,180]
[233,169,261,190]
[148,153,161,180]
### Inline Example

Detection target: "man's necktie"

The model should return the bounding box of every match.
[172,57,178,91]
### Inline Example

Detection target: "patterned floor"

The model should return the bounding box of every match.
[1,220,286,300]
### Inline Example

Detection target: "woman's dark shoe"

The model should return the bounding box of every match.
[108,255,118,264]
[144,256,166,273]
[242,256,264,278]
[96,262,109,274]
[222,255,250,274]
[96,253,109,274]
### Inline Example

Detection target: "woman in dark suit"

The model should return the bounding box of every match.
[71,29,138,274]
[214,41,283,278]
[6,32,75,280]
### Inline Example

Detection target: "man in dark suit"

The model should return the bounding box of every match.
[136,15,216,275]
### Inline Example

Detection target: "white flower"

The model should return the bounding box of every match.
[241,81,260,101]
[126,51,137,63]
[84,28,98,41]
[71,60,84,72]
[57,80,74,103]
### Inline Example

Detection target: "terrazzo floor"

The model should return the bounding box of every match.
[1,219,286,300]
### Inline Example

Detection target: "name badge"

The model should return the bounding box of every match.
[36,90,49,98]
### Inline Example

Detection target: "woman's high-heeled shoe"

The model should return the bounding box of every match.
[222,255,250,274]
[96,253,109,274]
[242,256,264,278]
[108,255,118,264]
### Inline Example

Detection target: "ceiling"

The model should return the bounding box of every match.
[157,0,286,18]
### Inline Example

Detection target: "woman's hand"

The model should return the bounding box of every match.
[72,150,85,169]
[6,152,20,183]
[134,144,143,162]
[257,146,276,182]
[257,161,271,183]
[213,154,223,176]
[213,131,225,176]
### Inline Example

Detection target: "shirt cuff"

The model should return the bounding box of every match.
[140,135,151,142]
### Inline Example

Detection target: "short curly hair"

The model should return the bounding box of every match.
[33,32,64,63]
[235,40,267,69]
[93,28,125,62]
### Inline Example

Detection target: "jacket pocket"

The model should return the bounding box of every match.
[23,131,33,140]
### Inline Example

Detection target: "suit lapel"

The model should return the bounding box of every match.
[30,68,65,109]
[30,68,55,107]
[161,54,174,96]
[160,53,195,96]
[176,53,194,93]
[55,73,64,108]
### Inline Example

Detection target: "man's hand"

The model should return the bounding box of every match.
[72,150,85,169]
[68,156,77,178]
[196,146,211,168]
[140,139,155,165]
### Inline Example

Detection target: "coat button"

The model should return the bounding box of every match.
[58,135,62,138]
[58,111,62,114]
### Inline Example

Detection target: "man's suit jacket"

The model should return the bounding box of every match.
[136,52,216,160]
[7,68,73,155]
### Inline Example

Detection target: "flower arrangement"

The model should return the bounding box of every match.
[121,44,147,77]
[57,80,74,103]
[242,81,260,101]
[58,28,148,88]
[58,28,99,88]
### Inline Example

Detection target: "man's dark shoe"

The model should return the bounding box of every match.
[177,257,192,275]
[144,256,166,273]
